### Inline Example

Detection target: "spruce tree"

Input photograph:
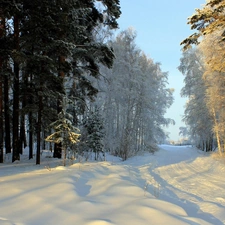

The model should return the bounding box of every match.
[0,2,13,159]
[82,108,105,160]
[12,1,23,162]
[45,98,80,166]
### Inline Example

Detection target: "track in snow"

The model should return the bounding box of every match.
[147,145,225,224]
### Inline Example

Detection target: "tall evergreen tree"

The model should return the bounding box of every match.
[12,1,22,162]
[0,2,12,158]
[181,0,225,50]
[0,0,121,163]
[82,108,105,160]
[45,98,80,166]
[0,8,5,162]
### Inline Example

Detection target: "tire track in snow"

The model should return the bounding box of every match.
[155,157,225,205]
[126,158,222,224]
[152,146,225,224]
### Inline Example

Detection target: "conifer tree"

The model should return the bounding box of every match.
[45,98,80,166]
[0,2,13,159]
[181,0,225,49]
[82,108,105,160]
[0,0,121,163]
[0,8,5,162]
[12,1,23,162]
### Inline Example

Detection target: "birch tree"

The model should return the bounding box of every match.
[181,0,225,153]
[199,32,225,153]
[95,29,174,160]
[178,48,214,151]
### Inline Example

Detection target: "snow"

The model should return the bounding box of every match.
[0,145,225,225]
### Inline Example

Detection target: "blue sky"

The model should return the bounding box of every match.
[117,0,206,141]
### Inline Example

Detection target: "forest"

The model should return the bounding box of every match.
[0,0,174,165]
[1,0,225,166]
[180,0,225,155]
[1,1,225,224]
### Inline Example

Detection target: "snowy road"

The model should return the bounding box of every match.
[120,145,225,225]
[0,145,225,225]
[159,145,225,224]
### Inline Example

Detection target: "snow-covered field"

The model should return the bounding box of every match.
[0,145,225,225]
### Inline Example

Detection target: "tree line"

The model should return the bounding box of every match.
[0,0,120,164]
[180,0,225,154]
[93,29,174,160]
[0,1,174,164]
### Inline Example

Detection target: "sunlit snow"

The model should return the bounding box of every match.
[0,145,225,225]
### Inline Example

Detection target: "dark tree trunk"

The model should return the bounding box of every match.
[36,51,46,164]
[28,74,33,159]
[19,72,28,153]
[4,70,11,154]
[54,143,62,158]
[36,93,42,165]
[0,64,3,163]
[54,56,65,159]
[54,99,62,158]
[28,110,33,159]
[19,115,25,154]
[12,15,20,162]
[0,11,5,163]
[42,131,46,150]
[28,66,33,160]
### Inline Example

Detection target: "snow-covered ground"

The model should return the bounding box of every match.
[0,145,225,225]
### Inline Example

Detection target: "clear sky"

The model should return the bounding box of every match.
[117,0,206,141]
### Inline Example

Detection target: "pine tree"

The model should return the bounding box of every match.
[0,8,5,163]
[45,98,80,166]
[0,0,121,163]
[181,0,225,50]
[0,2,13,159]
[12,1,22,162]
[82,108,105,160]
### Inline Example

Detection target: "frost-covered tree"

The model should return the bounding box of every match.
[181,0,225,50]
[181,1,225,154]
[198,32,225,153]
[179,127,189,138]
[81,108,105,160]
[94,28,174,160]
[178,48,214,151]
[45,99,80,166]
